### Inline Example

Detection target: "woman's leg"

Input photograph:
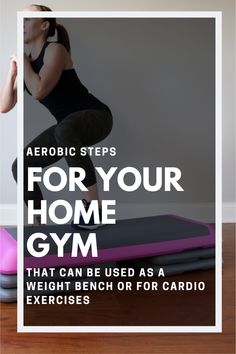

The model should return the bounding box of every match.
[11,110,113,226]
[54,109,113,205]
[12,124,62,224]
[83,183,101,206]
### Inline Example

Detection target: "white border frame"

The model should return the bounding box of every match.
[17,11,222,333]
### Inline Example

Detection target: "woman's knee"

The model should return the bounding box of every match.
[54,122,73,146]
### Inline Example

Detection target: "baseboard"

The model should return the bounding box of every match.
[222,202,236,223]
[0,202,235,226]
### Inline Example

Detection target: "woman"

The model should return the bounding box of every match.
[0,4,113,229]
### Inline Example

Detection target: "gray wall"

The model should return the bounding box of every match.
[24,18,215,210]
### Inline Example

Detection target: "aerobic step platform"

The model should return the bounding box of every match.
[0,214,215,274]
[0,262,116,302]
[0,248,215,289]
[0,257,215,302]
[0,262,117,289]
[0,257,215,303]
[140,247,215,265]
[129,257,215,276]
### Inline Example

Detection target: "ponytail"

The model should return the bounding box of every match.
[31,4,71,53]
[56,23,71,54]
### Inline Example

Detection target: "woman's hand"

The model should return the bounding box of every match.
[0,55,17,113]
[9,54,17,76]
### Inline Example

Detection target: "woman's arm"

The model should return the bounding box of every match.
[24,43,66,100]
[0,55,17,113]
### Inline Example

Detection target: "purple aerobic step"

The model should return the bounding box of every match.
[0,227,17,275]
[0,214,215,274]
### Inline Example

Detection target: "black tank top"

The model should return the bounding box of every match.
[24,41,111,122]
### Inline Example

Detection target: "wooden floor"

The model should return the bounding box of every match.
[1,224,235,354]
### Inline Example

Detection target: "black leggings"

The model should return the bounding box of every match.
[12,109,113,209]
